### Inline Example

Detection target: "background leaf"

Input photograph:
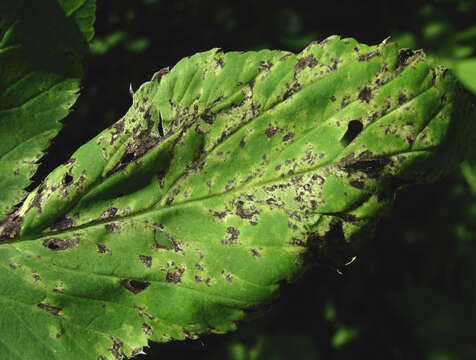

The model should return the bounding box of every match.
[0,0,96,219]
[0,37,472,359]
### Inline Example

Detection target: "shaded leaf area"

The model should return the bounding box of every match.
[0,0,96,219]
[0,37,472,359]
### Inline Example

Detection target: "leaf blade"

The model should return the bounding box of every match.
[1,36,473,359]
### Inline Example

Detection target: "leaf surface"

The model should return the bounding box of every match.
[0,0,96,218]
[0,36,472,359]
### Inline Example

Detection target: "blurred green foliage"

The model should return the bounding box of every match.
[33,0,476,358]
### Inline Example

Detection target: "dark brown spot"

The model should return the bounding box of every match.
[312,174,325,185]
[139,255,152,268]
[264,125,277,138]
[166,271,183,284]
[97,243,111,255]
[329,58,339,71]
[236,201,258,219]
[398,94,407,105]
[32,272,41,282]
[56,333,62,338]
[105,223,120,233]
[212,211,227,219]
[102,208,118,219]
[282,82,301,100]
[37,303,61,316]
[295,55,317,71]
[201,111,214,124]
[43,238,79,251]
[283,133,294,141]
[142,323,154,336]
[358,87,372,103]
[259,60,273,72]
[222,227,240,245]
[120,279,151,294]
[250,249,261,258]
[240,136,246,148]
[221,270,233,283]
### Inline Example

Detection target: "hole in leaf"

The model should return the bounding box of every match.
[120,279,151,294]
[158,113,164,137]
[340,120,363,147]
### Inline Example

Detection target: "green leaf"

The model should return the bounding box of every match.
[0,0,96,219]
[0,36,473,359]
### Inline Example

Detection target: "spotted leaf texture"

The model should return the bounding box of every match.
[0,36,473,359]
[0,0,96,219]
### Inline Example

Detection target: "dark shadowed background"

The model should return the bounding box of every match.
[34,0,476,358]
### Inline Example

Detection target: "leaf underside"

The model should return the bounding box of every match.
[0,0,96,219]
[0,36,472,359]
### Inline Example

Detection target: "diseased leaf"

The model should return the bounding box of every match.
[0,0,96,219]
[0,36,473,359]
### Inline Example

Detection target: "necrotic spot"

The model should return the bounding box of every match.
[43,238,78,251]
[341,120,363,147]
